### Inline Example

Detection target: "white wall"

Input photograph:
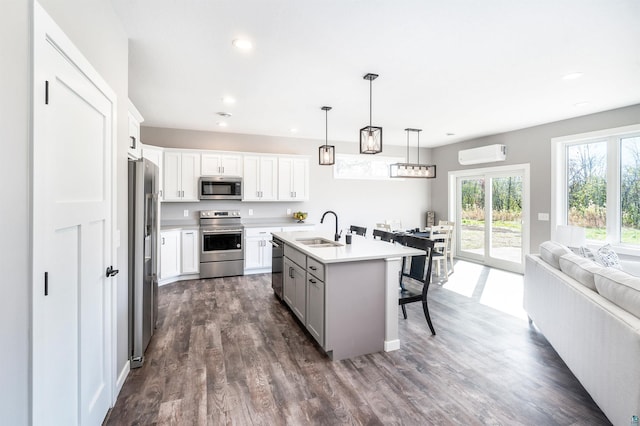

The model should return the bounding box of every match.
[430,104,640,253]
[142,127,433,234]
[0,0,31,423]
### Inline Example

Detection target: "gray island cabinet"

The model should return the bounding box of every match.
[274,231,425,361]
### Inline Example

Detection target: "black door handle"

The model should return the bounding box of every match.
[106,266,119,277]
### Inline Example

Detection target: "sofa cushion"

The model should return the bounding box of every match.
[594,268,640,317]
[596,244,622,269]
[539,241,572,270]
[558,252,601,291]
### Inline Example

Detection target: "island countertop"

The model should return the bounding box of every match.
[271,230,425,264]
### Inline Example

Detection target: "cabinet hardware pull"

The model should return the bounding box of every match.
[309,278,316,284]
[106,266,119,277]
[310,266,317,270]
[44,271,48,296]
[162,237,165,245]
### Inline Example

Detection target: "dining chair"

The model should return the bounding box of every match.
[349,225,367,237]
[429,224,452,277]
[375,222,391,231]
[373,229,395,242]
[397,236,436,335]
[438,220,456,274]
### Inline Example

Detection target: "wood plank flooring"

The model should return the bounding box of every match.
[106,265,611,425]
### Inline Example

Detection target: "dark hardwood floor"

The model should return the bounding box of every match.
[106,265,611,425]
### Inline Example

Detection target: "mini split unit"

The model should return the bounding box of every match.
[458,144,507,165]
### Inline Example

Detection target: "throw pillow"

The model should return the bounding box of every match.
[539,241,572,270]
[558,252,601,291]
[594,268,640,318]
[596,244,622,269]
[579,246,597,261]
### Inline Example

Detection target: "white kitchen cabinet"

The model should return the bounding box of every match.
[181,229,199,274]
[244,227,279,273]
[278,156,309,201]
[283,256,306,323]
[127,99,143,160]
[163,150,201,202]
[243,155,278,201]
[160,230,181,279]
[141,144,164,201]
[201,152,243,176]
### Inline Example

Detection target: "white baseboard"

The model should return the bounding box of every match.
[384,339,400,352]
[159,273,200,286]
[115,360,130,397]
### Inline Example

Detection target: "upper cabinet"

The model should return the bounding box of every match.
[201,153,243,176]
[163,150,201,202]
[141,144,164,201]
[127,99,143,160]
[243,155,278,201]
[278,157,309,201]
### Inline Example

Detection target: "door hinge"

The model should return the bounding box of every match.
[45,80,49,104]
[44,271,49,296]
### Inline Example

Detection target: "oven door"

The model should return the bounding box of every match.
[200,228,243,262]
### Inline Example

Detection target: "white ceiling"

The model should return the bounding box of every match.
[111,0,640,148]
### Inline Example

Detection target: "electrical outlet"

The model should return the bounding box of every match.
[287,208,292,215]
[248,209,254,216]
[183,209,189,217]
[538,213,549,221]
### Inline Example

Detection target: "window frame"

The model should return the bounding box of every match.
[551,124,640,255]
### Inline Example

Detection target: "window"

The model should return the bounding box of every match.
[333,154,403,180]
[553,124,640,250]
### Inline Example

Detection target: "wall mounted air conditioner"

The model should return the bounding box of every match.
[458,144,507,165]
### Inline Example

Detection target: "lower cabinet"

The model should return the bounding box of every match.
[160,227,199,284]
[283,245,325,347]
[283,256,306,323]
[244,227,280,273]
[306,273,325,346]
[160,230,181,280]
[181,229,199,274]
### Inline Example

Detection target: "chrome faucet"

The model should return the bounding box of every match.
[320,210,340,241]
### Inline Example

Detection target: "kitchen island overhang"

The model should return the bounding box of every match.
[272,231,425,360]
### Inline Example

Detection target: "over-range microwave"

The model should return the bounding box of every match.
[199,176,242,200]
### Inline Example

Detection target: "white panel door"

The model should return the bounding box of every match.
[259,156,278,201]
[33,4,114,424]
[180,152,201,201]
[163,151,182,201]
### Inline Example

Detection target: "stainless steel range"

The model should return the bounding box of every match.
[199,210,244,278]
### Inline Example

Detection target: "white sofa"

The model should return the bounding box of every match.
[524,241,640,426]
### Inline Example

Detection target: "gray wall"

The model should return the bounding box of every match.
[430,104,640,253]
[142,127,433,234]
[0,1,129,423]
[0,0,30,423]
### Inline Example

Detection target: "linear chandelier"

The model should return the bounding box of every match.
[390,128,436,178]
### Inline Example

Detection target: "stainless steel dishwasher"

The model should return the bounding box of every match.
[271,237,284,299]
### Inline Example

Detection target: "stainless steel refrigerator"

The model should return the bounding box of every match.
[128,158,159,368]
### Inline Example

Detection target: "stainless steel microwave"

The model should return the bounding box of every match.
[199,176,242,200]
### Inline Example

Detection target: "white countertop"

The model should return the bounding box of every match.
[272,231,425,264]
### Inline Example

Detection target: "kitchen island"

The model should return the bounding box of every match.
[272,230,425,360]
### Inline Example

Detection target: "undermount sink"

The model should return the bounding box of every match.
[296,237,343,248]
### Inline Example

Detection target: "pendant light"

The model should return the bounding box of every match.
[360,73,383,154]
[390,128,436,178]
[319,106,335,165]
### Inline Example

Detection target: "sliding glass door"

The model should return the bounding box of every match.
[453,165,528,273]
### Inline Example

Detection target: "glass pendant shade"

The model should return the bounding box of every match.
[319,106,335,165]
[319,145,335,165]
[359,73,382,154]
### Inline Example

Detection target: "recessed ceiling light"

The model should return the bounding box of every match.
[217,122,228,127]
[217,112,232,118]
[232,39,253,50]
[563,72,584,80]
[289,128,298,133]
[222,96,236,104]
[446,133,456,136]
[574,101,590,107]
